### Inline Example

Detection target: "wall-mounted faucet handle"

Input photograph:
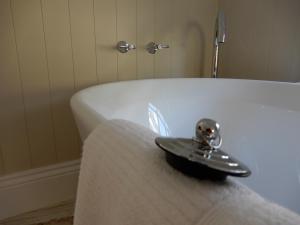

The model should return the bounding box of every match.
[117,41,136,53]
[146,42,170,54]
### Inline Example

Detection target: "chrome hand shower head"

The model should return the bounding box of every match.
[217,11,226,44]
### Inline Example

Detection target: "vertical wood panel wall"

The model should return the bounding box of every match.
[0,0,217,175]
[0,0,32,173]
[219,0,300,82]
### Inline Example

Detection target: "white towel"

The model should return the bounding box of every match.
[74,120,300,225]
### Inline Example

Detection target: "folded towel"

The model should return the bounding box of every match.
[74,120,300,225]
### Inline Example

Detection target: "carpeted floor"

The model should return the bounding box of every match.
[34,217,73,225]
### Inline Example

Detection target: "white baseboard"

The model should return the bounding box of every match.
[0,159,80,220]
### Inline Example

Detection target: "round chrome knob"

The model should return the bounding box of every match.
[194,119,222,149]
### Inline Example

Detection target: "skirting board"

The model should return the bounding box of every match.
[0,159,80,220]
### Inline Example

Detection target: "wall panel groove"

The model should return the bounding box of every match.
[137,0,155,79]
[0,0,32,173]
[67,0,82,155]
[154,0,172,78]
[41,0,80,162]
[9,0,33,168]
[67,0,77,94]
[40,0,59,162]
[0,144,5,174]
[94,0,118,83]
[115,0,119,81]
[68,0,98,90]
[135,0,138,80]
[92,0,100,84]
[11,0,57,168]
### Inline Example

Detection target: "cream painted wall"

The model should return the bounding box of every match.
[0,0,218,175]
[218,0,300,82]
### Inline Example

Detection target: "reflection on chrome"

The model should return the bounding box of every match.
[148,103,170,136]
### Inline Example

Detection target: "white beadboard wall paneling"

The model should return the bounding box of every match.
[154,0,172,78]
[94,0,118,83]
[68,0,98,90]
[184,0,200,77]
[171,0,190,77]
[0,0,32,173]
[219,0,272,80]
[11,0,57,168]
[218,0,300,82]
[137,0,155,79]
[0,0,217,175]
[291,24,300,82]
[117,0,137,81]
[41,0,80,162]
[171,0,218,77]
[188,0,204,77]
[0,145,5,175]
[266,0,300,82]
[186,0,209,77]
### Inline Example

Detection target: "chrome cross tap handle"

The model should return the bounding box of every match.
[146,42,170,54]
[117,41,136,53]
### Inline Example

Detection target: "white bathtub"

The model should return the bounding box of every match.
[71,78,300,214]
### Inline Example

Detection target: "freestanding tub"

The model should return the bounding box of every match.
[71,78,300,214]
